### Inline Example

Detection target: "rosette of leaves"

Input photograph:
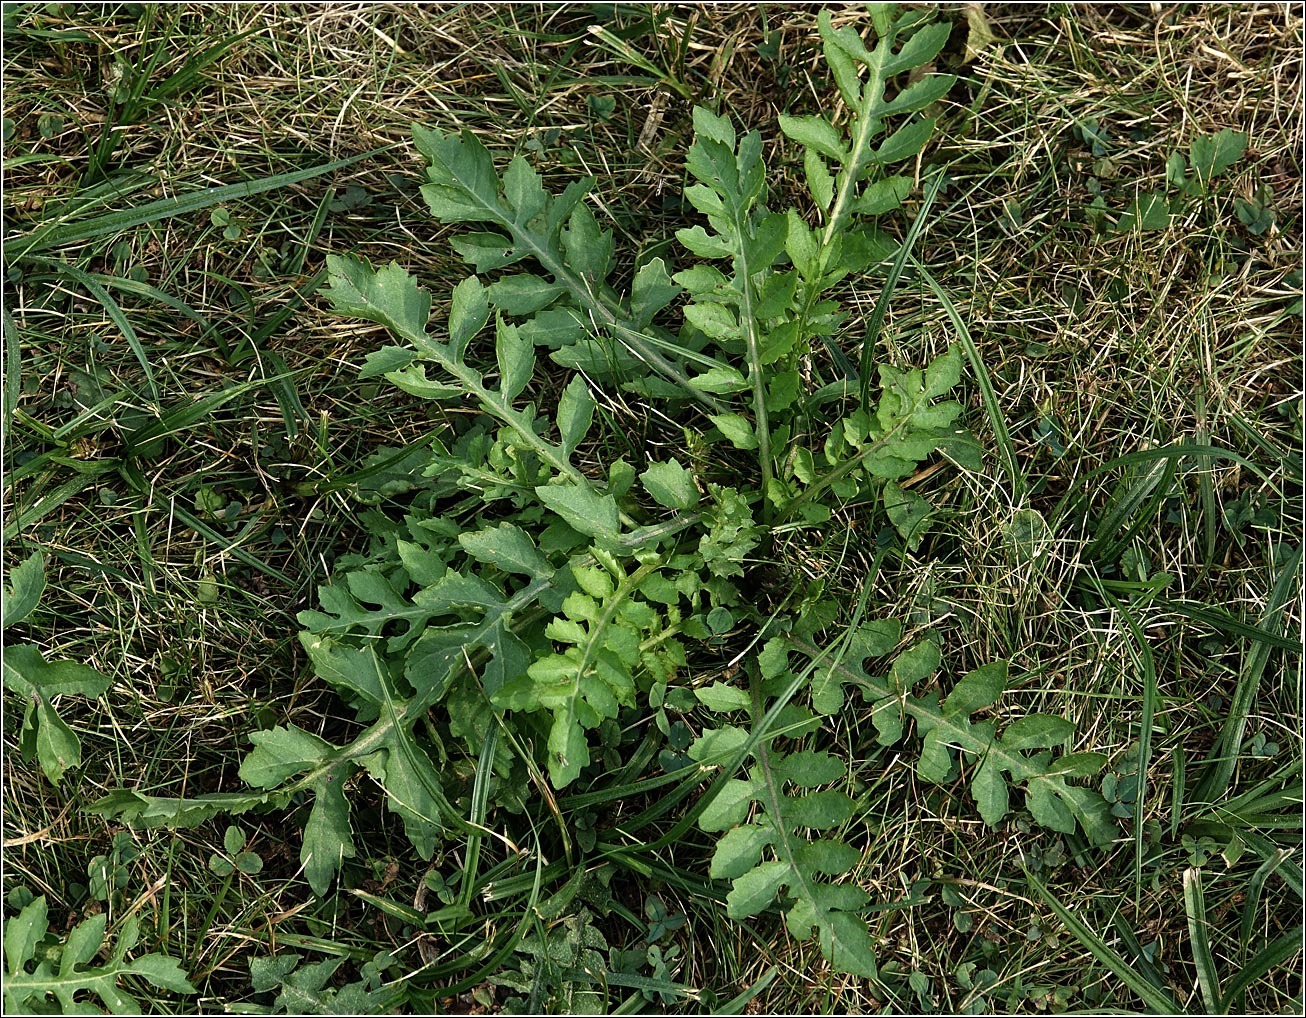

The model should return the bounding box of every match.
[91,6,1113,957]
[88,292,728,889]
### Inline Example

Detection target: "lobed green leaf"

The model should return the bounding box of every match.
[536,482,621,541]
[323,255,432,344]
[4,897,195,1013]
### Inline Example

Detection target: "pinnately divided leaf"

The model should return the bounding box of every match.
[412,124,725,411]
[792,10,955,240]
[690,733,878,979]
[790,638,1116,845]
[4,896,196,1013]
[322,254,432,343]
[535,482,622,542]
[494,558,663,787]
[239,724,354,897]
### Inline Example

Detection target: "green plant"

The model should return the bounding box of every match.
[2,896,195,1013]
[2,551,110,784]
[494,909,611,1013]
[93,5,1116,984]
[1095,127,1250,233]
[1167,128,1248,196]
[87,833,140,910]
[246,951,408,1015]
[207,826,265,878]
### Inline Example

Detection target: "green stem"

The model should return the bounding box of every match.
[415,334,587,487]
[424,157,724,414]
[773,416,912,524]
[731,228,774,517]
[820,51,888,255]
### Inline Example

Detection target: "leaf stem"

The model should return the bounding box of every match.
[773,415,912,524]
[731,224,774,517]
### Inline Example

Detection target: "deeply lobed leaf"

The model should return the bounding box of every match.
[690,732,878,979]
[791,637,1116,846]
[4,897,195,1013]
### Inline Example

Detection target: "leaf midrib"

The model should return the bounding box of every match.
[788,637,1058,787]
[430,159,725,412]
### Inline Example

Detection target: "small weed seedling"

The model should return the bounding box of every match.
[2,552,110,785]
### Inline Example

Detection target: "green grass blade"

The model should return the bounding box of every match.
[585,24,694,99]
[1226,409,1302,479]
[1098,586,1157,903]
[858,170,943,412]
[913,260,1026,503]
[1108,911,1175,998]
[120,367,309,453]
[71,269,227,348]
[3,152,75,171]
[1203,757,1302,821]
[1024,868,1179,1013]
[7,149,387,260]
[50,261,160,403]
[585,967,698,1002]
[287,192,333,280]
[166,504,296,588]
[1194,392,1217,583]
[30,171,155,226]
[1193,543,1302,804]
[4,460,117,541]
[1183,866,1222,1013]
[710,967,777,1015]
[1240,849,1292,954]
[141,26,261,108]
[50,389,132,444]
[2,305,20,445]
[1219,929,1303,1014]
[232,267,324,440]
[456,726,497,914]
[1237,833,1303,898]
[243,269,327,355]
[1087,455,1174,563]
[1158,598,1302,654]
[1170,746,1186,838]
[1051,445,1282,528]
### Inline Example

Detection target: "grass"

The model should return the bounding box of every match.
[3,2,1301,1014]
